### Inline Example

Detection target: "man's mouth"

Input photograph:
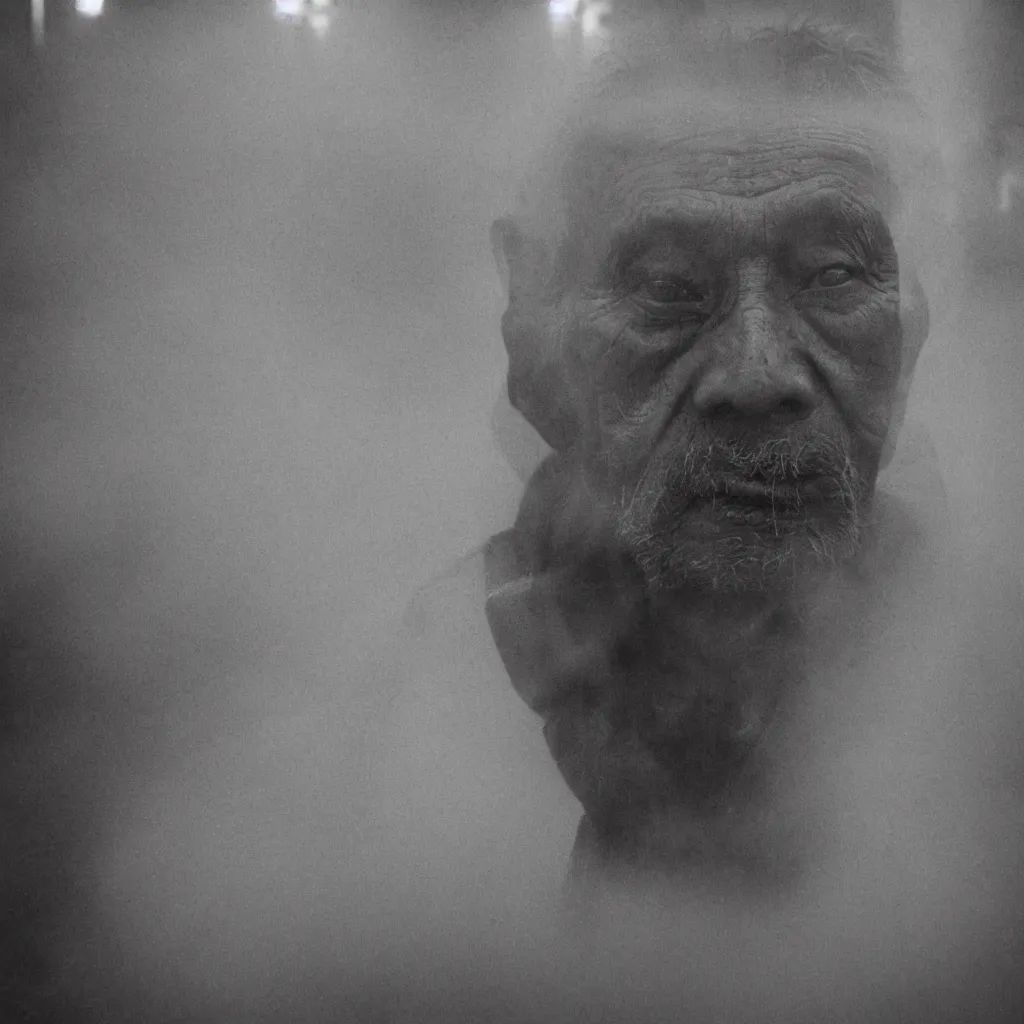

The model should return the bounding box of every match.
[707,474,824,503]
[691,475,828,527]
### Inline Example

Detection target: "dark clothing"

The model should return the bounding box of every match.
[482,425,949,886]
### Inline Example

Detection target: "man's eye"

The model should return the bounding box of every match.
[639,277,704,304]
[809,264,859,289]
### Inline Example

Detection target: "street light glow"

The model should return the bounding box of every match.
[309,11,331,37]
[31,0,44,44]
[273,0,335,34]
[273,0,304,23]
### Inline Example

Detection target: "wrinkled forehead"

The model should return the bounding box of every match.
[560,85,903,245]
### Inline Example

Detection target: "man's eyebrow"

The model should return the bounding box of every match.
[603,195,893,268]
[604,212,718,267]
[780,194,893,249]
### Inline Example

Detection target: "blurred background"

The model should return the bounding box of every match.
[1,1,1023,1021]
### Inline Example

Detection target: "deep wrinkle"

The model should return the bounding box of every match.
[578,181,899,494]
[599,182,894,281]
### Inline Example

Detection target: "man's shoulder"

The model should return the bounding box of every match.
[393,546,515,745]
[375,539,579,878]
[401,546,493,664]
[393,536,554,760]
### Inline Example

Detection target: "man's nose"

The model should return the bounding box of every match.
[691,305,819,423]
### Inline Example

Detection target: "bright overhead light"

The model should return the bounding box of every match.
[76,0,105,16]
[581,1,611,37]
[309,10,330,37]
[31,0,44,45]
[273,0,335,33]
[273,0,304,23]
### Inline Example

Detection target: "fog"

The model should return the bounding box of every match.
[1,1,1022,1021]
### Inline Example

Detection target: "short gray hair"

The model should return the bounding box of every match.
[511,17,944,271]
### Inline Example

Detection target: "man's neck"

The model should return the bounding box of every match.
[649,587,801,664]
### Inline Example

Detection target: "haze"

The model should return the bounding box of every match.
[1,1,1021,1021]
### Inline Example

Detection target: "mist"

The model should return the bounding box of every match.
[1,1,1022,1021]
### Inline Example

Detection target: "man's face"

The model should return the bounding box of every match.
[556,104,905,592]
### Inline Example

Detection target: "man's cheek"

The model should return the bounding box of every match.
[833,368,901,462]
[576,384,664,494]
[803,303,902,372]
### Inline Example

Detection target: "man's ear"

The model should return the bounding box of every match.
[490,217,517,297]
[489,215,579,452]
[880,269,930,468]
[491,216,542,301]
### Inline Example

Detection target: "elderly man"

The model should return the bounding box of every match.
[379,17,1023,1022]
[485,15,938,882]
